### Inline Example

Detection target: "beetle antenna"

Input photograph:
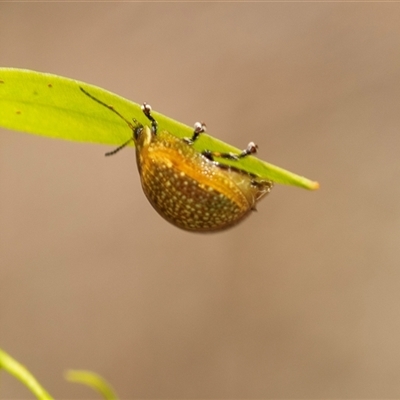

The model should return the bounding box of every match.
[105,138,134,156]
[80,87,135,130]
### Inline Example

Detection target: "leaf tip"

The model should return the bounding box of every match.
[309,180,320,190]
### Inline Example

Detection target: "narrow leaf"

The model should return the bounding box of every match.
[0,348,53,400]
[0,68,319,190]
[65,370,118,400]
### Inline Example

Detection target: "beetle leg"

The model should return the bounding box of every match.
[202,142,258,161]
[184,121,207,144]
[141,103,158,134]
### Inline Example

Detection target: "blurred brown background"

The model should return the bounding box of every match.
[1,2,400,399]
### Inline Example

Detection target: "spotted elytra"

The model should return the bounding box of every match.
[80,87,273,232]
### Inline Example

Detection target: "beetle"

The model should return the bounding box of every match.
[80,87,273,232]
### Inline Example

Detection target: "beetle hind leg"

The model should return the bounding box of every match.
[202,142,258,161]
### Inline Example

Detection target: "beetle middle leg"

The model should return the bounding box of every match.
[183,121,207,144]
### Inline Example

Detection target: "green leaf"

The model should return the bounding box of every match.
[0,348,53,400]
[0,68,319,190]
[65,370,118,400]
